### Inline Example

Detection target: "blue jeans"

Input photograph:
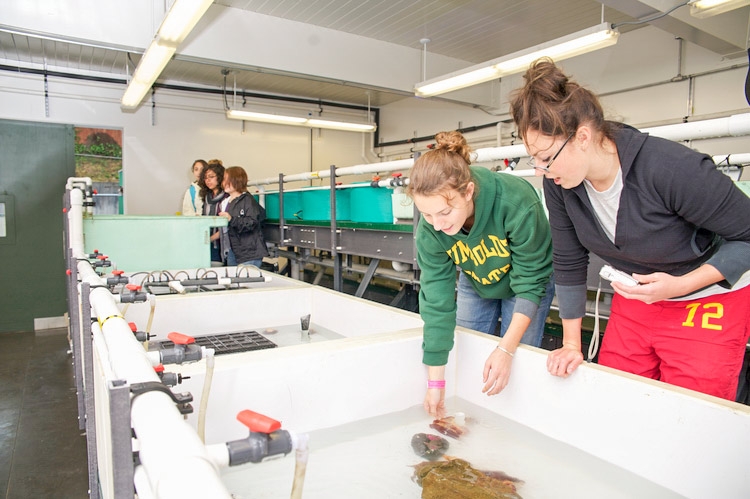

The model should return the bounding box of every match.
[455,271,555,347]
[240,259,263,268]
[226,249,262,269]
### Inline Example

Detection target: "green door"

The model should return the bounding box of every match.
[0,119,75,333]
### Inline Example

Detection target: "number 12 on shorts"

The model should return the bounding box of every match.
[682,302,723,331]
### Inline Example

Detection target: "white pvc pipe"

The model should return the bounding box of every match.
[68,186,233,499]
[65,176,93,190]
[643,113,750,141]
[713,153,750,165]
[248,113,750,187]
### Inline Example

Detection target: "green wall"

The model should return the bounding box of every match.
[0,119,75,333]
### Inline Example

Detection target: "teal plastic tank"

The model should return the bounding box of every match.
[299,187,351,221]
[349,185,393,223]
[82,215,227,272]
[260,191,303,220]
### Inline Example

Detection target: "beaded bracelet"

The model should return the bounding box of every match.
[496,345,515,358]
[427,380,446,389]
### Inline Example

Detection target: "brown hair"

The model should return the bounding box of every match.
[198,163,225,198]
[509,57,616,143]
[406,131,475,199]
[224,166,249,193]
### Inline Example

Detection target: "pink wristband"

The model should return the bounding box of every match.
[427,380,446,389]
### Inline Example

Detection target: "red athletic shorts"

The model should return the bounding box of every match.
[598,285,750,401]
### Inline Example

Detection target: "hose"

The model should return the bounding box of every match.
[290,434,309,499]
[143,294,156,350]
[197,348,216,443]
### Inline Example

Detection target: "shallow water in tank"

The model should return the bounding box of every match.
[220,397,681,498]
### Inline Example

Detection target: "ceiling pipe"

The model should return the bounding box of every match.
[249,113,750,186]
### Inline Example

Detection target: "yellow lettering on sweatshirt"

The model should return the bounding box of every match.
[446,234,513,285]
[447,240,473,265]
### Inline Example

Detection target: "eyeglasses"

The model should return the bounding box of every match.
[527,132,575,173]
[205,174,217,179]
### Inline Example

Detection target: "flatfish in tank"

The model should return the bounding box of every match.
[412,457,523,499]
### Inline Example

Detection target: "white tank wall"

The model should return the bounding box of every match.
[123,278,423,340]
[171,326,750,499]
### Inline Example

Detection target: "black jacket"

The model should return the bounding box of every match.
[545,124,750,317]
[225,192,269,264]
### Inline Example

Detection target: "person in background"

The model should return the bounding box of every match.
[181,159,207,216]
[199,162,227,267]
[407,130,554,418]
[219,166,269,268]
[509,57,750,401]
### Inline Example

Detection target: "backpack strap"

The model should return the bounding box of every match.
[189,184,197,211]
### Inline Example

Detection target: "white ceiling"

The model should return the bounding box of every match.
[0,0,748,108]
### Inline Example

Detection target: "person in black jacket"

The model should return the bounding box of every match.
[509,58,750,401]
[219,166,269,268]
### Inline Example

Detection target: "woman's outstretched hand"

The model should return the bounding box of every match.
[546,344,584,377]
[482,347,514,395]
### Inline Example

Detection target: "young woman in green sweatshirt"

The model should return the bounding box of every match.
[408,131,554,418]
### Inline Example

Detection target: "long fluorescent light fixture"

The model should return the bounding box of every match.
[121,0,213,109]
[689,0,750,17]
[415,22,619,97]
[226,109,377,133]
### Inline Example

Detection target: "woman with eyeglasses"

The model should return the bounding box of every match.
[198,162,228,267]
[509,58,750,401]
[407,130,554,418]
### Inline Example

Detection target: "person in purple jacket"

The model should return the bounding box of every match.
[509,58,750,401]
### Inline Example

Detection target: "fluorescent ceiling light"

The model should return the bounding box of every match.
[158,0,214,45]
[307,119,377,132]
[226,109,377,133]
[121,42,175,108]
[415,23,619,97]
[689,0,750,17]
[121,0,213,109]
[226,110,308,125]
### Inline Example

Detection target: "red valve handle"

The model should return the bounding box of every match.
[392,172,403,178]
[125,284,141,291]
[236,410,281,434]
[128,322,137,332]
[167,332,195,345]
[154,364,165,373]
[113,270,124,275]
[97,255,108,260]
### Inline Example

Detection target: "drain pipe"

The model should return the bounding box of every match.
[68,187,232,499]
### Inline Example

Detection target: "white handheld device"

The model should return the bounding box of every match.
[599,265,639,286]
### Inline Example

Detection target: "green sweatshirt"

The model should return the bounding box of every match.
[417,166,553,365]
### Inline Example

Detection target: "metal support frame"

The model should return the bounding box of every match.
[109,379,135,499]
[80,282,100,499]
[278,173,286,245]
[355,258,380,298]
[329,164,343,292]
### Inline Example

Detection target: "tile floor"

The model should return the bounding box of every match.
[0,329,89,498]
